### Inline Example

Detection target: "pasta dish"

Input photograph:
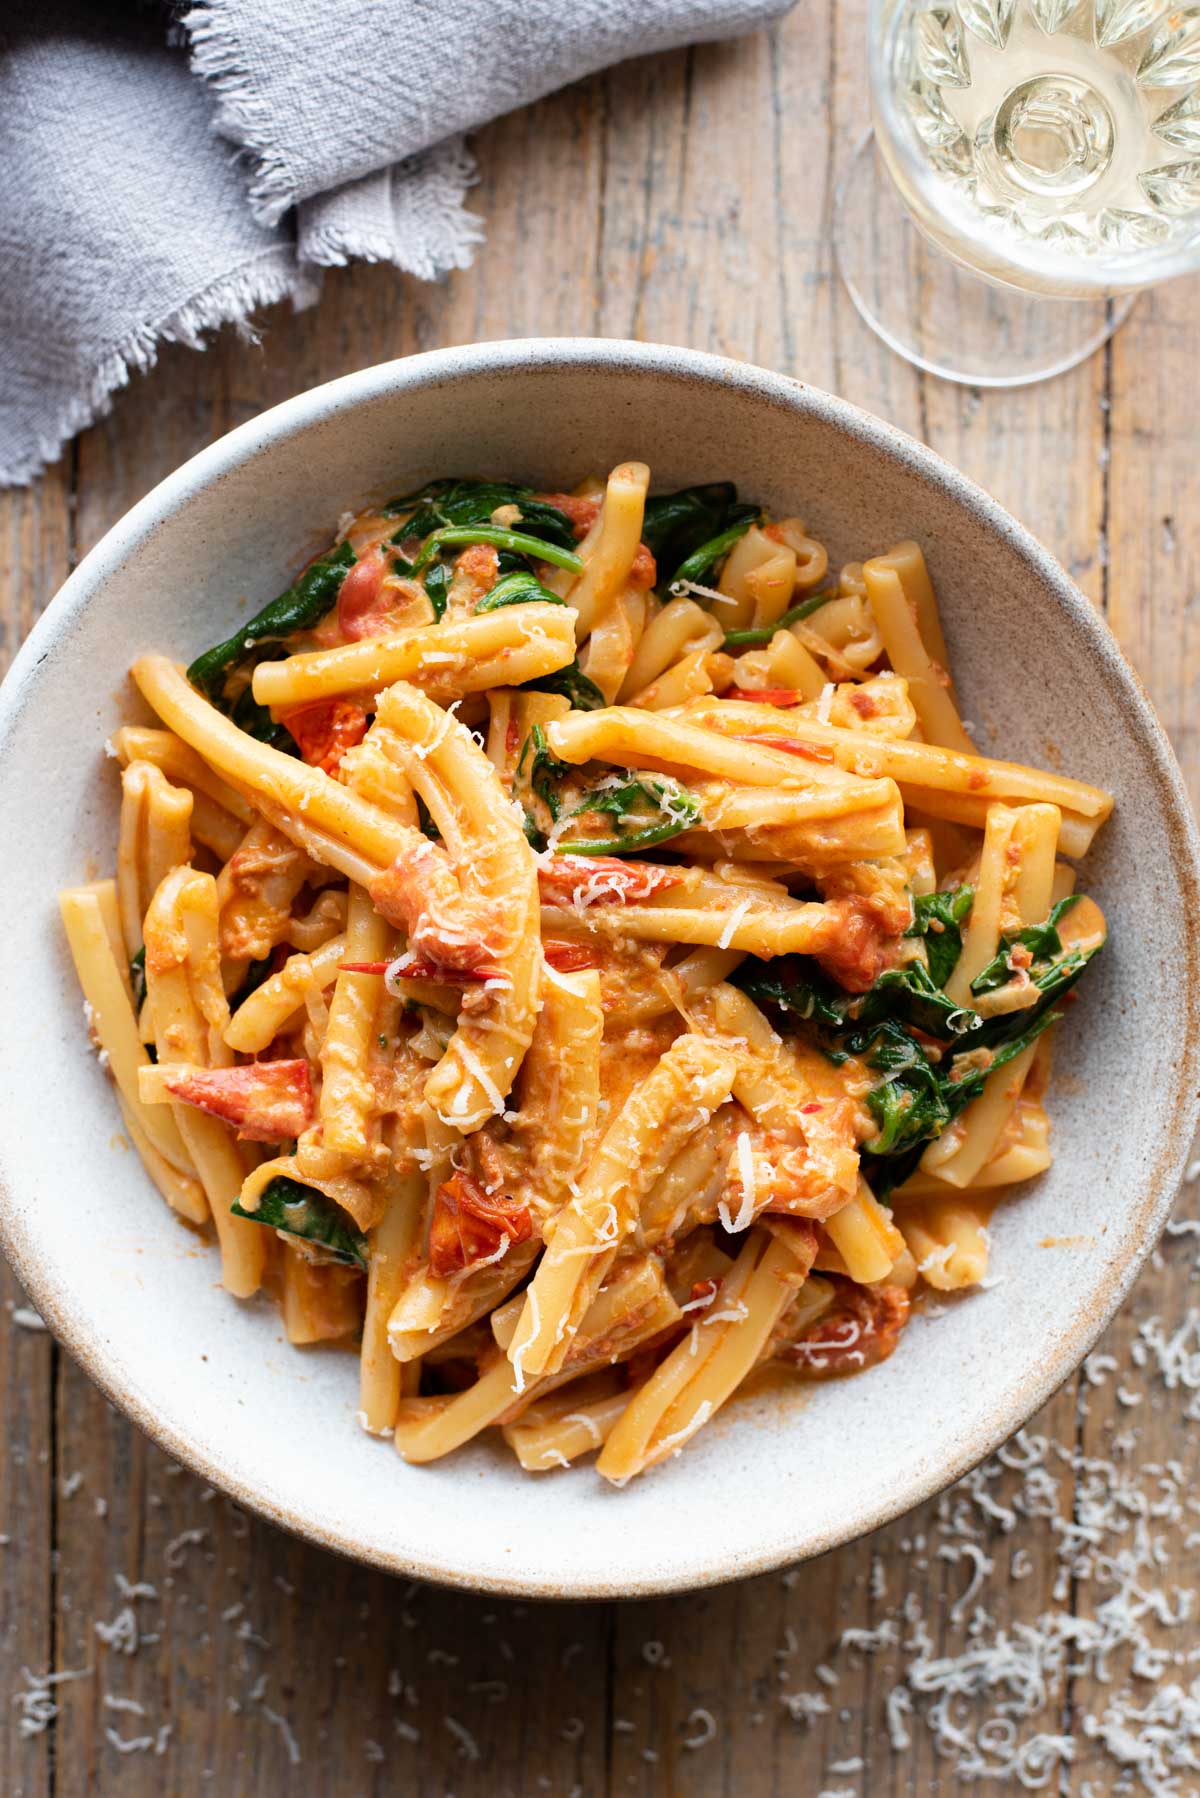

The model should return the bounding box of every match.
[60,463,1111,1483]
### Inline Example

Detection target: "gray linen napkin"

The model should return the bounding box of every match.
[0,0,791,489]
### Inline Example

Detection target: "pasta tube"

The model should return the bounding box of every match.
[59,882,202,1213]
[109,726,255,824]
[898,1199,991,1290]
[368,682,542,1133]
[359,1119,428,1435]
[687,700,1112,853]
[822,1183,905,1284]
[862,556,972,752]
[619,598,723,703]
[546,706,860,793]
[142,866,265,1295]
[502,1377,627,1471]
[318,884,391,1162]
[596,1225,814,1483]
[116,762,194,961]
[928,804,1061,1185]
[506,1034,737,1384]
[133,656,419,875]
[395,1257,680,1463]
[249,604,576,710]
[224,933,347,1054]
[560,462,649,639]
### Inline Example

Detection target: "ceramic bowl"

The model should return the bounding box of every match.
[1,340,1197,1599]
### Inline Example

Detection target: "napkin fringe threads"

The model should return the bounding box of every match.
[8,249,312,492]
[186,3,301,228]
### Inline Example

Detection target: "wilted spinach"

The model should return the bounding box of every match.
[906,885,974,989]
[186,540,356,749]
[231,1175,367,1270]
[641,483,760,588]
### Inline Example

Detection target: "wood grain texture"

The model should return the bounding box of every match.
[3,2,1200,1791]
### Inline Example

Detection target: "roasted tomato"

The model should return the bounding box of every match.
[427,1172,533,1279]
[280,700,369,775]
[334,551,389,640]
[728,689,805,707]
[533,492,602,534]
[532,494,655,584]
[628,542,657,589]
[541,939,599,972]
[163,1059,315,1143]
[369,840,504,975]
[455,542,499,598]
[537,855,686,908]
[736,733,836,763]
[811,896,904,995]
[782,1279,909,1377]
[339,955,502,985]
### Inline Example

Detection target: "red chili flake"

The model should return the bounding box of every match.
[730,688,805,707]
[735,734,836,763]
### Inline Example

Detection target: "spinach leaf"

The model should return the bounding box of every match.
[641,483,758,582]
[407,525,582,580]
[552,775,701,855]
[944,1006,1062,1115]
[187,541,356,710]
[735,949,981,1043]
[722,590,836,648]
[521,660,606,712]
[475,570,566,612]
[668,511,760,590]
[857,1020,952,1157]
[388,481,577,559]
[525,725,567,823]
[970,895,1079,996]
[229,950,277,1010]
[423,562,452,621]
[907,885,974,989]
[514,724,571,847]
[416,794,442,842]
[231,1174,367,1270]
[736,879,1103,1198]
[734,957,852,1030]
[129,946,147,1012]
[382,478,454,520]
[854,1006,1063,1197]
[857,960,982,1042]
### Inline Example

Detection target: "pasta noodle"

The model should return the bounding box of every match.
[63,465,1111,1484]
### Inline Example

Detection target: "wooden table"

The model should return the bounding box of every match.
[4,8,1199,1792]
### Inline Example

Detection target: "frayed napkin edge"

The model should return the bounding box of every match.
[185,2,301,227]
[1,247,312,489]
[298,141,486,282]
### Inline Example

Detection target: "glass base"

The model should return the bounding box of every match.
[833,134,1136,389]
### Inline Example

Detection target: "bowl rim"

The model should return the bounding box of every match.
[3,335,1199,1600]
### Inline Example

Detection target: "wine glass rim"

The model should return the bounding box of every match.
[866,0,1200,295]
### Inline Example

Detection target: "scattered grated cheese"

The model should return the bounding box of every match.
[444,1716,481,1762]
[681,1707,718,1749]
[716,897,753,950]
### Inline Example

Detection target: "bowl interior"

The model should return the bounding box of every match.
[1,341,1196,1597]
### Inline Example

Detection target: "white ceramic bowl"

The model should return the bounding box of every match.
[2,340,1197,1599]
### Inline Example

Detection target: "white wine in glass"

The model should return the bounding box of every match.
[836,0,1200,384]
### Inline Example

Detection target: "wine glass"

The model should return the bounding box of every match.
[835,0,1200,386]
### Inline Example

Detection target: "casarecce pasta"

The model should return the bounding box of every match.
[63,469,1112,1484]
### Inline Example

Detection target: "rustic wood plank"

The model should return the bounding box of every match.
[0,466,71,1798]
[44,75,616,1798]
[0,1268,55,1798]
[1059,271,1200,1794]
[4,0,1198,1789]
